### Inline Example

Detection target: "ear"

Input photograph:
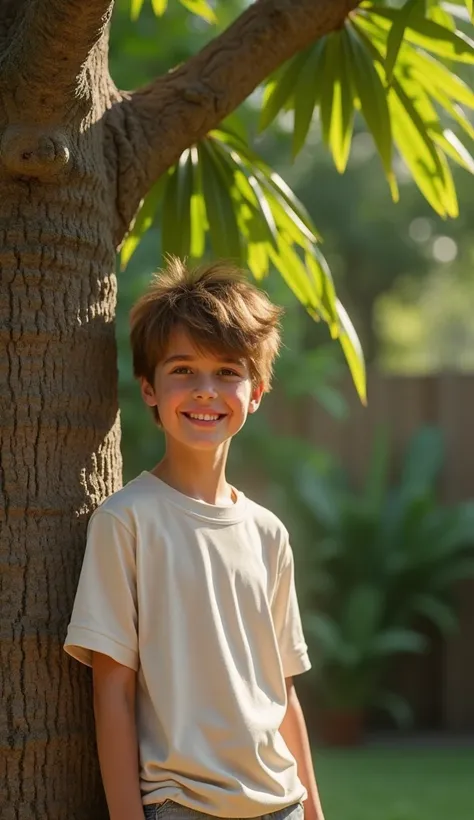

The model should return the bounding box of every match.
[248,382,264,415]
[140,377,158,407]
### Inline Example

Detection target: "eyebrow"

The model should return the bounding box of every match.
[163,354,245,366]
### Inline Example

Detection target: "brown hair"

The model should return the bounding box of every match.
[130,258,283,422]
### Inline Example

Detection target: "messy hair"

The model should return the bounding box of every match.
[130,257,283,422]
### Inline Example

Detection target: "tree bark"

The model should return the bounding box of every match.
[0,0,360,817]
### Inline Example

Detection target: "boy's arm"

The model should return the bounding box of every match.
[92,652,144,820]
[280,678,325,820]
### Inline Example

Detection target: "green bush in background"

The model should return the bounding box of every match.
[284,426,474,731]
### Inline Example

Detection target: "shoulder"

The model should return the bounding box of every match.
[244,496,289,550]
[89,472,158,535]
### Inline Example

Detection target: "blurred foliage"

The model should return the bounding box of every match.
[271,425,474,721]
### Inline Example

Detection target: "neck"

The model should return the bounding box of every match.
[153,439,234,505]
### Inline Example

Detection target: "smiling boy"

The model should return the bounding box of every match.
[64,259,324,820]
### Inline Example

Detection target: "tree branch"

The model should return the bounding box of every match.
[1,0,114,115]
[107,0,361,241]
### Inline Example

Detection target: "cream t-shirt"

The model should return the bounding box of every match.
[64,472,311,817]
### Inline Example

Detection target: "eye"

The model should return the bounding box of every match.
[171,366,193,375]
[218,368,240,377]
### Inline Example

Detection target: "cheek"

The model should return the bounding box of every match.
[229,382,253,410]
[155,380,187,411]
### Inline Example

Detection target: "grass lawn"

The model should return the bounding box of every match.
[314,746,474,820]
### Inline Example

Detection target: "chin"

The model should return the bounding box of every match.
[186,437,230,451]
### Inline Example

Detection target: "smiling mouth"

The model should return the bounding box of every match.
[182,412,227,423]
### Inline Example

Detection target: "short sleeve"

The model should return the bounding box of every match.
[64,510,139,671]
[271,536,311,678]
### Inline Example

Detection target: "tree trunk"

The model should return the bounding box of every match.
[0,1,360,817]
[0,179,120,819]
[1,4,120,817]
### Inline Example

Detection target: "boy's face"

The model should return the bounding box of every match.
[140,326,263,452]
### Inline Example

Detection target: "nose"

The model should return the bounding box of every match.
[192,378,218,401]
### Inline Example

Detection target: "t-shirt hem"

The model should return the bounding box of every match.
[64,625,139,671]
[142,792,307,817]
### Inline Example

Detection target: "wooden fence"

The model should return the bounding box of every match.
[295,372,474,732]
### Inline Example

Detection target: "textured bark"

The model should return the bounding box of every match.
[0,0,360,817]
[1,3,121,818]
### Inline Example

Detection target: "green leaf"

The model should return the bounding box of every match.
[161,150,193,258]
[306,247,338,329]
[337,299,367,405]
[161,168,181,258]
[398,50,474,147]
[259,52,309,132]
[390,74,463,210]
[179,0,216,24]
[321,31,355,173]
[389,82,451,217]
[247,240,271,281]
[213,129,321,242]
[347,25,395,191]
[212,140,278,246]
[151,0,167,15]
[368,5,474,63]
[413,67,474,139]
[255,175,315,247]
[320,34,339,147]
[385,0,424,83]
[427,5,455,31]
[407,50,474,109]
[268,240,323,314]
[130,0,145,20]
[433,129,474,175]
[436,150,459,217]
[266,171,321,242]
[120,177,165,269]
[432,93,474,142]
[198,141,241,261]
[189,146,207,259]
[292,42,325,158]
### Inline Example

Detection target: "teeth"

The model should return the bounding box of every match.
[188,413,220,421]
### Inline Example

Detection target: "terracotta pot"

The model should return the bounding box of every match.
[318,709,364,747]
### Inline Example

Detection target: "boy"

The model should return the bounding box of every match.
[64,259,325,820]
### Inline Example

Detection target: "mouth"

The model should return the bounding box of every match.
[182,412,227,424]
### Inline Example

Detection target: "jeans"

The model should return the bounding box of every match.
[143,800,304,820]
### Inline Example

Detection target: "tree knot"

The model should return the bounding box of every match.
[0,126,70,179]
